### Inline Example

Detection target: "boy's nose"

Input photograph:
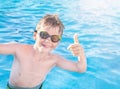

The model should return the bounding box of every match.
[44,37,51,43]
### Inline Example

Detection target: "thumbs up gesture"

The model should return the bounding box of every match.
[67,33,83,57]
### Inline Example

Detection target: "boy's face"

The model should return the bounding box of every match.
[34,27,61,53]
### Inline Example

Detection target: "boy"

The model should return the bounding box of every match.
[0,14,87,89]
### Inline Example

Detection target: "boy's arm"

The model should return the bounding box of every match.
[0,42,18,55]
[56,34,87,73]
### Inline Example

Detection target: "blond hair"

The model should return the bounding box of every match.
[36,14,64,35]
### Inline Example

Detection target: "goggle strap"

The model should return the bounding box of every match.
[34,30,37,32]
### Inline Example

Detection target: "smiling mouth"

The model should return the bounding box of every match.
[41,43,49,48]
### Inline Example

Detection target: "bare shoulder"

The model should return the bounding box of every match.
[13,43,33,60]
[16,43,32,49]
[14,43,33,53]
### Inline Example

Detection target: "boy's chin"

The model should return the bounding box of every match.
[45,48,53,52]
[40,47,52,53]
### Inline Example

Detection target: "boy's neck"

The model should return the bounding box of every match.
[33,44,50,56]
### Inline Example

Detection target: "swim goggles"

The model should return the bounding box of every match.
[35,30,61,43]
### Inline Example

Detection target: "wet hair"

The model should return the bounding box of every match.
[36,14,64,35]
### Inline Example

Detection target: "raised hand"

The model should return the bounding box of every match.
[67,33,83,57]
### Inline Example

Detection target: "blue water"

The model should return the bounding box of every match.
[0,0,120,89]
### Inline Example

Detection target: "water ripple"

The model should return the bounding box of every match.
[0,0,120,89]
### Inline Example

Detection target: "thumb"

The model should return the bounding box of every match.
[74,33,79,44]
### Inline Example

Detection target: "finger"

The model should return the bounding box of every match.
[74,33,79,44]
[67,44,74,50]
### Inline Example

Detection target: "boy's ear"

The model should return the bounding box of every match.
[33,31,37,40]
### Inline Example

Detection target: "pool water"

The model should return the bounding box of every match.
[0,0,120,89]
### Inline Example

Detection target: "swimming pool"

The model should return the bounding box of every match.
[0,0,120,89]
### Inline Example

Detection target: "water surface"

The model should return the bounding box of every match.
[0,0,120,89]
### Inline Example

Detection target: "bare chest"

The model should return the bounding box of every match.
[11,56,56,85]
[17,55,56,75]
